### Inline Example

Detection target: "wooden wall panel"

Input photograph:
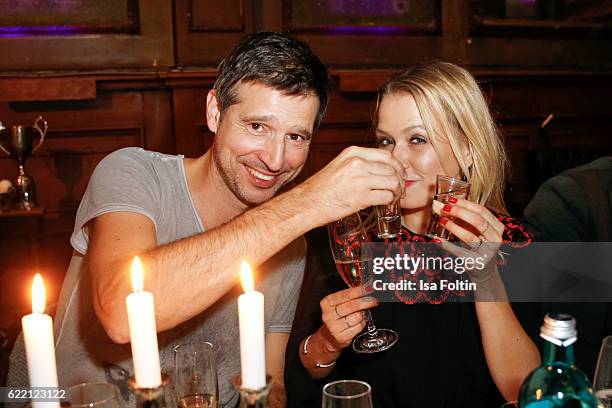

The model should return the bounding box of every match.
[0,77,96,102]
[172,88,210,157]
[0,0,173,71]
[143,91,174,153]
[288,0,612,70]
[174,0,254,67]
[192,0,244,31]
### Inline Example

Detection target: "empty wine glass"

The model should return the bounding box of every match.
[594,335,612,408]
[174,342,219,408]
[327,213,398,353]
[322,380,373,408]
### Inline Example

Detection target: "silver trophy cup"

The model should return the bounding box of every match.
[0,116,47,210]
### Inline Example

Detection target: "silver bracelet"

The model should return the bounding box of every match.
[303,334,336,369]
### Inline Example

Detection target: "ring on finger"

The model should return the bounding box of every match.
[475,237,484,250]
[334,305,342,318]
[481,222,489,235]
[344,316,351,329]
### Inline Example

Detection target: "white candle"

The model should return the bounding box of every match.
[22,273,60,408]
[125,256,162,388]
[238,261,266,390]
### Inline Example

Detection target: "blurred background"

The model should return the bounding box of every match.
[0,0,611,386]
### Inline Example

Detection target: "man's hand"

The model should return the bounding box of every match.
[297,146,404,226]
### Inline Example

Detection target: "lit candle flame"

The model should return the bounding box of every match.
[131,256,144,292]
[32,273,46,314]
[241,261,254,293]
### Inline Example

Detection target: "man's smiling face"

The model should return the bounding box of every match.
[210,81,320,207]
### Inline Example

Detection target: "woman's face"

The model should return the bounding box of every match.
[375,92,461,212]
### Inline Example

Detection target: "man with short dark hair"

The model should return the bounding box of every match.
[8,32,404,407]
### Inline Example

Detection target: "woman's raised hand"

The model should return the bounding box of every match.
[431,197,505,282]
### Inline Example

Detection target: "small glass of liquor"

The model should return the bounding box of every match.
[426,175,470,239]
[374,197,401,239]
[174,342,219,408]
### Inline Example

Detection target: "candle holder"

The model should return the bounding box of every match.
[233,375,273,408]
[129,374,171,408]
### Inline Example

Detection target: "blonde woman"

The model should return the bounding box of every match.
[285,62,540,408]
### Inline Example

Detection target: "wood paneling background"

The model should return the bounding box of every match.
[1,0,611,385]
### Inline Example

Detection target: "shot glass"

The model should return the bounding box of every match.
[426,175,470,239]
[374,197,401,239]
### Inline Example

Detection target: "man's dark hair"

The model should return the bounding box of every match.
[214,32,331,129]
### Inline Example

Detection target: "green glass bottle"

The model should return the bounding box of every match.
[519,313,598,407]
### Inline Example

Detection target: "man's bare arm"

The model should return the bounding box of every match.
[89,187,318,343]
[88,146,404,343]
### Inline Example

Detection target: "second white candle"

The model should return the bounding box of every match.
[238,261,266,390]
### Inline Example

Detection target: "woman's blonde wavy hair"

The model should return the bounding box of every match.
[375,61,509,213]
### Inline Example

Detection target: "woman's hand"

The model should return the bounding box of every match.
[317,285,378,352]
[299,285,378,379]
[431,197,505,282]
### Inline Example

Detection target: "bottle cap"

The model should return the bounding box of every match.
[540,313,577,344]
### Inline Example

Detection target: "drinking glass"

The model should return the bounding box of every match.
[67,383,124,408]
[426,175,471,239]
[327,213,398,353]
[374,197,401,238]
[174,342,219,408]
[322,380,373,408]
[594,335,612,408]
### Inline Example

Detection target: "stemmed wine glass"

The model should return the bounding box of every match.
[322,380,373,408]
[174,342,219,408]
[327,213,398,353]
[67,383,124,408]
[594,335,612,408]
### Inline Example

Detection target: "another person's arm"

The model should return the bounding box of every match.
[474,300,540,401]
[89,146,404,344]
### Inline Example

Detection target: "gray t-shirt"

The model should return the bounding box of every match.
[8,147,305,407]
